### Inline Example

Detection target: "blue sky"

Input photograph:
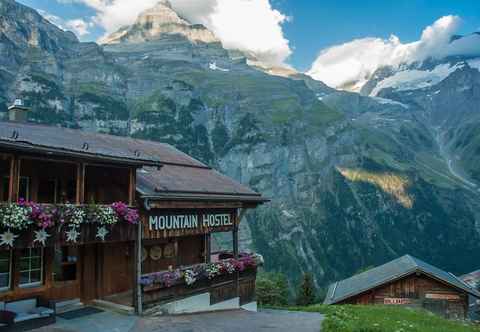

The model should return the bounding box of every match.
[274,0,480,70]
[18,0,480,71]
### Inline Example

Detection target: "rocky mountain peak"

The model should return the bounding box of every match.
[138,0,189,26]
[101,1,219,45]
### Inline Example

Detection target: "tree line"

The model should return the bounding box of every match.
[256,271,321,307]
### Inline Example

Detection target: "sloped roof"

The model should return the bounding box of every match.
[461,269,480,288]
[0,120,265,203]
[324,255,480,305]
[0,121,203,167]
[137,165,266,202]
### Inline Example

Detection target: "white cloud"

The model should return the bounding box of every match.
[38,9,93,38]
[65,19,93,36]
[57,0,292,65]
[307,15,480,89]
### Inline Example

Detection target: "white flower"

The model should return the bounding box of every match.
[0,204,31,230]
[33,229,50,246]
[96,226,109,241]
[66,226,80,243]
[0,230,18,247]
[184,270,197,285]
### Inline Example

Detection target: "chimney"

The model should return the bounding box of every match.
[8,99,29,122]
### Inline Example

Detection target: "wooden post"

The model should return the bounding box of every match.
[76,163,85,204]
[135,218,143,315]
[205,233,211,263]
[233,213,239,299]
[8,156,19,202]
[128,167,136,206]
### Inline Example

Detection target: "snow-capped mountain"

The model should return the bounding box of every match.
[101,0,218,45]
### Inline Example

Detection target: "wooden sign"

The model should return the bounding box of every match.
[143,209,237,239]
[148,213,232,231]
[384,298,411,305]
[425,293,460,300]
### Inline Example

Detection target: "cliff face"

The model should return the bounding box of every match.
[1,1,480,291]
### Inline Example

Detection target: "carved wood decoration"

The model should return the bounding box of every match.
[0,223,136,250]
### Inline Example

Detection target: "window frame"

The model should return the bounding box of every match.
[19,247,43,288]
[0,250,12,292]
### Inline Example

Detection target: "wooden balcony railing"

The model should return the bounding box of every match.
[0,201,138,248]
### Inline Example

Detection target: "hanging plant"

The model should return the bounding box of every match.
[24,202,56,229]
[111,202,139,224]
[184,269,197,286]
[57,204,85,227]
[88,205,118,225]
[0,203,31,230]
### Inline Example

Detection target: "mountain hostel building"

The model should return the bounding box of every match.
[324,255,480,320]
[0,102,266,329]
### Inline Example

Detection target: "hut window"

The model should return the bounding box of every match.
[37,179,57,203]
[53,246,78,282]
[0,251,11,291]
[1,176,30,202]
[19,248,43,287]
[18,176,30,201]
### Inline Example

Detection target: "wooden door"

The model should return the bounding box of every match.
[80,244,98,303]
[101,242,133,297]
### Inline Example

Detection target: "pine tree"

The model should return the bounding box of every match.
[296,273,316,306]
[256,272,289,306]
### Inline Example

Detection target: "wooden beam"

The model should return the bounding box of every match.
[8,156,16,202]
[9,156,20,203]
[232,222,239,298]
[129,167,136,206]
[148,201,242,210]
[76,163,85,204]
[135,219,143,315]
[205,233,211,264]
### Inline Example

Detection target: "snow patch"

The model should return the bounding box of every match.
[209,62,230,72]
[371,97,409,109]
[370,63,463,96]
[467,58,480,72]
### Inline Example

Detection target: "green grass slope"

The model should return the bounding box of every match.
[290,305,480,332]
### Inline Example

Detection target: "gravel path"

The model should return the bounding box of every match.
[34,309,324,332]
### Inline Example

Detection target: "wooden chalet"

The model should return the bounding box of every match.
[0,102,267,327]
[324,255,480,320]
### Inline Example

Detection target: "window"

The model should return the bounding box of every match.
[37,178,56,203]
[18,177,30,201]
[0,251,11,291]
[1,176,30,202]
[19,248,43,287]
[53,246,78,282]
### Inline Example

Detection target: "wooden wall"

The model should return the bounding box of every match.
[341,273,469,319]
[143,269,257,307]
[142,236,205,274]
[0,241,136,305]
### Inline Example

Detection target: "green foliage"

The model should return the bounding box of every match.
[256,272,290,307]
[289,305,480,332]
[211,121,230,156]
[296,273,316,306]
[78,91,128,120]
[132,93,214,164]
[306,101,344,127]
